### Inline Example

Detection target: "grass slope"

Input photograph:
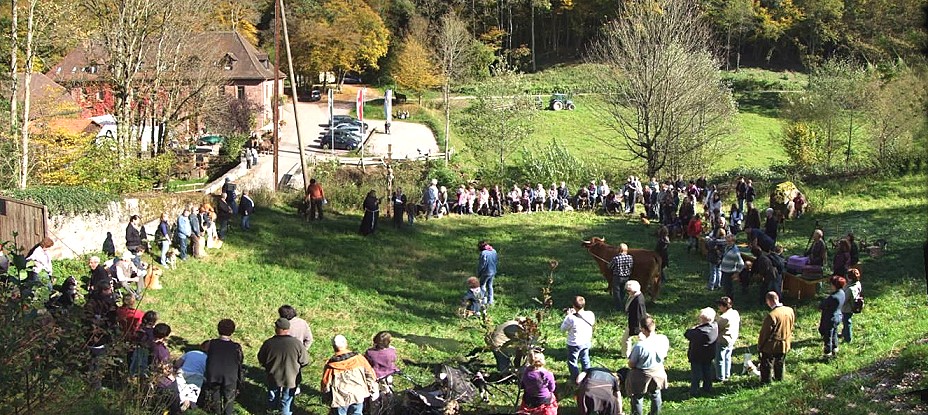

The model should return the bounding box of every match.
[135,173,926,415]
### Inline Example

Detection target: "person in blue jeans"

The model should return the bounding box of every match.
[684,307,718,396]
[560,296,595,381]
[627,315,669,415]
[239,191,255,231]
[176,208,192,260]
[477,240,499,305]
[258,318,307,415]
[156,213,171,266]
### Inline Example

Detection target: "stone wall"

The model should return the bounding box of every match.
[46,160,275,260]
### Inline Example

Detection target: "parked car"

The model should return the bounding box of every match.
[318,133,361,150]
[392,92,407,104]
[320,129,362,141]
[333,119,369,130]
[298,88,322,102]
[342,74,363,84]
[197,134,225,145]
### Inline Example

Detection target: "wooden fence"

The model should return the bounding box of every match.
[0,195,47,252]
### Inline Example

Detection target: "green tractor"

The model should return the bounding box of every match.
[549,92,576,111]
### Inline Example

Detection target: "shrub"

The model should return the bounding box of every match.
[780,121,825,173]
[512,140,601,189]
[2,186,118,216]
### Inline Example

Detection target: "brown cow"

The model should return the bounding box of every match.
[581,237,663,302]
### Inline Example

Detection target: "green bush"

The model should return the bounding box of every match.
[512,140,601,189]
[2,186,118,216]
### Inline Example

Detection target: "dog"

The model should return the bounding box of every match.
[639,212,651,226]
[742,353,761,376]
[145,265,164,290]
[164,249,179,270]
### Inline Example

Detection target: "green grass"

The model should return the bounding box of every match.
[117,172,928,415]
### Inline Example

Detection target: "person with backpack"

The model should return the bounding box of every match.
[706,229,727,291]
[841,269,863,343]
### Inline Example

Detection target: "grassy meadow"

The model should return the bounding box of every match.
[115,172,928,415]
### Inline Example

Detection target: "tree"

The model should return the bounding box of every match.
[392,34,440,104]
[588,0,736,178]
[292,0,390,88]
[458,65,535,175]
[864,67,928,165]
[434,11,474,163]
[783,59,870,167]
[705,0,754,70]
[211,0,260,45]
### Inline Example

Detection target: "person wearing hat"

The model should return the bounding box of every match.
[321,335,378,415]
[258,318,308,415]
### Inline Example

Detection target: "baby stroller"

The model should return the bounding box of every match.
[401,364,480,415]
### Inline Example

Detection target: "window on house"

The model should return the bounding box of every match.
[224,59,233,71]
[55,67,61,74]
[89,66,98,74]
[0,199,6,216]
[236,86,245,100]
[71,67,77,73]
[96,91,105,101]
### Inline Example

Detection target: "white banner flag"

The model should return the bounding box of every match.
[385,89,393,124]
[356,88,366,122]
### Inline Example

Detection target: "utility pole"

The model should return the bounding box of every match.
[272,0,280,190]
[279,0,310,188]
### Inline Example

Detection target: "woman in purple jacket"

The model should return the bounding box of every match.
[519,351,558,414]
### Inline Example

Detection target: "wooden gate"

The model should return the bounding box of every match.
[0,195,48,253]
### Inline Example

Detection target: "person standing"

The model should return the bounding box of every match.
[359,190,381,236]
[744,179,756,211]
[819,276,846,358]
[684,308,718,396]
[560,296,595,381]
[714,297,740,382]
[125,215,148,255]
[735,177,747,214]
[655,227,670,283]
[719,234,745,300]
[216,196,233,241]
[841,269,862,343]
[320,335,379,415]
[25,237,55,292]
[176,209,192,260]
[222,178,238,215]
[190,207,203,258]
[424,179,439,218]
[257,318,308,415]
[764,208,778,243]
[626,315,669,415]
[278,305,314,394]
[392,188,407,228]
[201,319,244,415]
[239,191,255,231]
[156,213,171,266]
[307,179,326,221]
[621,280,647,358]
[757,291,795,383]
[476,240,499,305]
[706,229,727,291]
[609,244,634,309]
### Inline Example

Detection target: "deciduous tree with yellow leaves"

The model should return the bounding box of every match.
[392,34,439,105]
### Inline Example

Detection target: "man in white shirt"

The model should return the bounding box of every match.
[560,296,595,381]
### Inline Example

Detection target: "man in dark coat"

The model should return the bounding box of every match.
[684,308,719,396]
[239,191,255,231]
[216,197,233,240]
[201,319,244,415]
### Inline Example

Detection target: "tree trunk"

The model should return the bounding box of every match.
[9,0,18,134]
[19,0,37,189]
[443,82,451,164]
[530,1,536,72]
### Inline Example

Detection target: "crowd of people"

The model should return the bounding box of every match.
[2,172,878,415]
